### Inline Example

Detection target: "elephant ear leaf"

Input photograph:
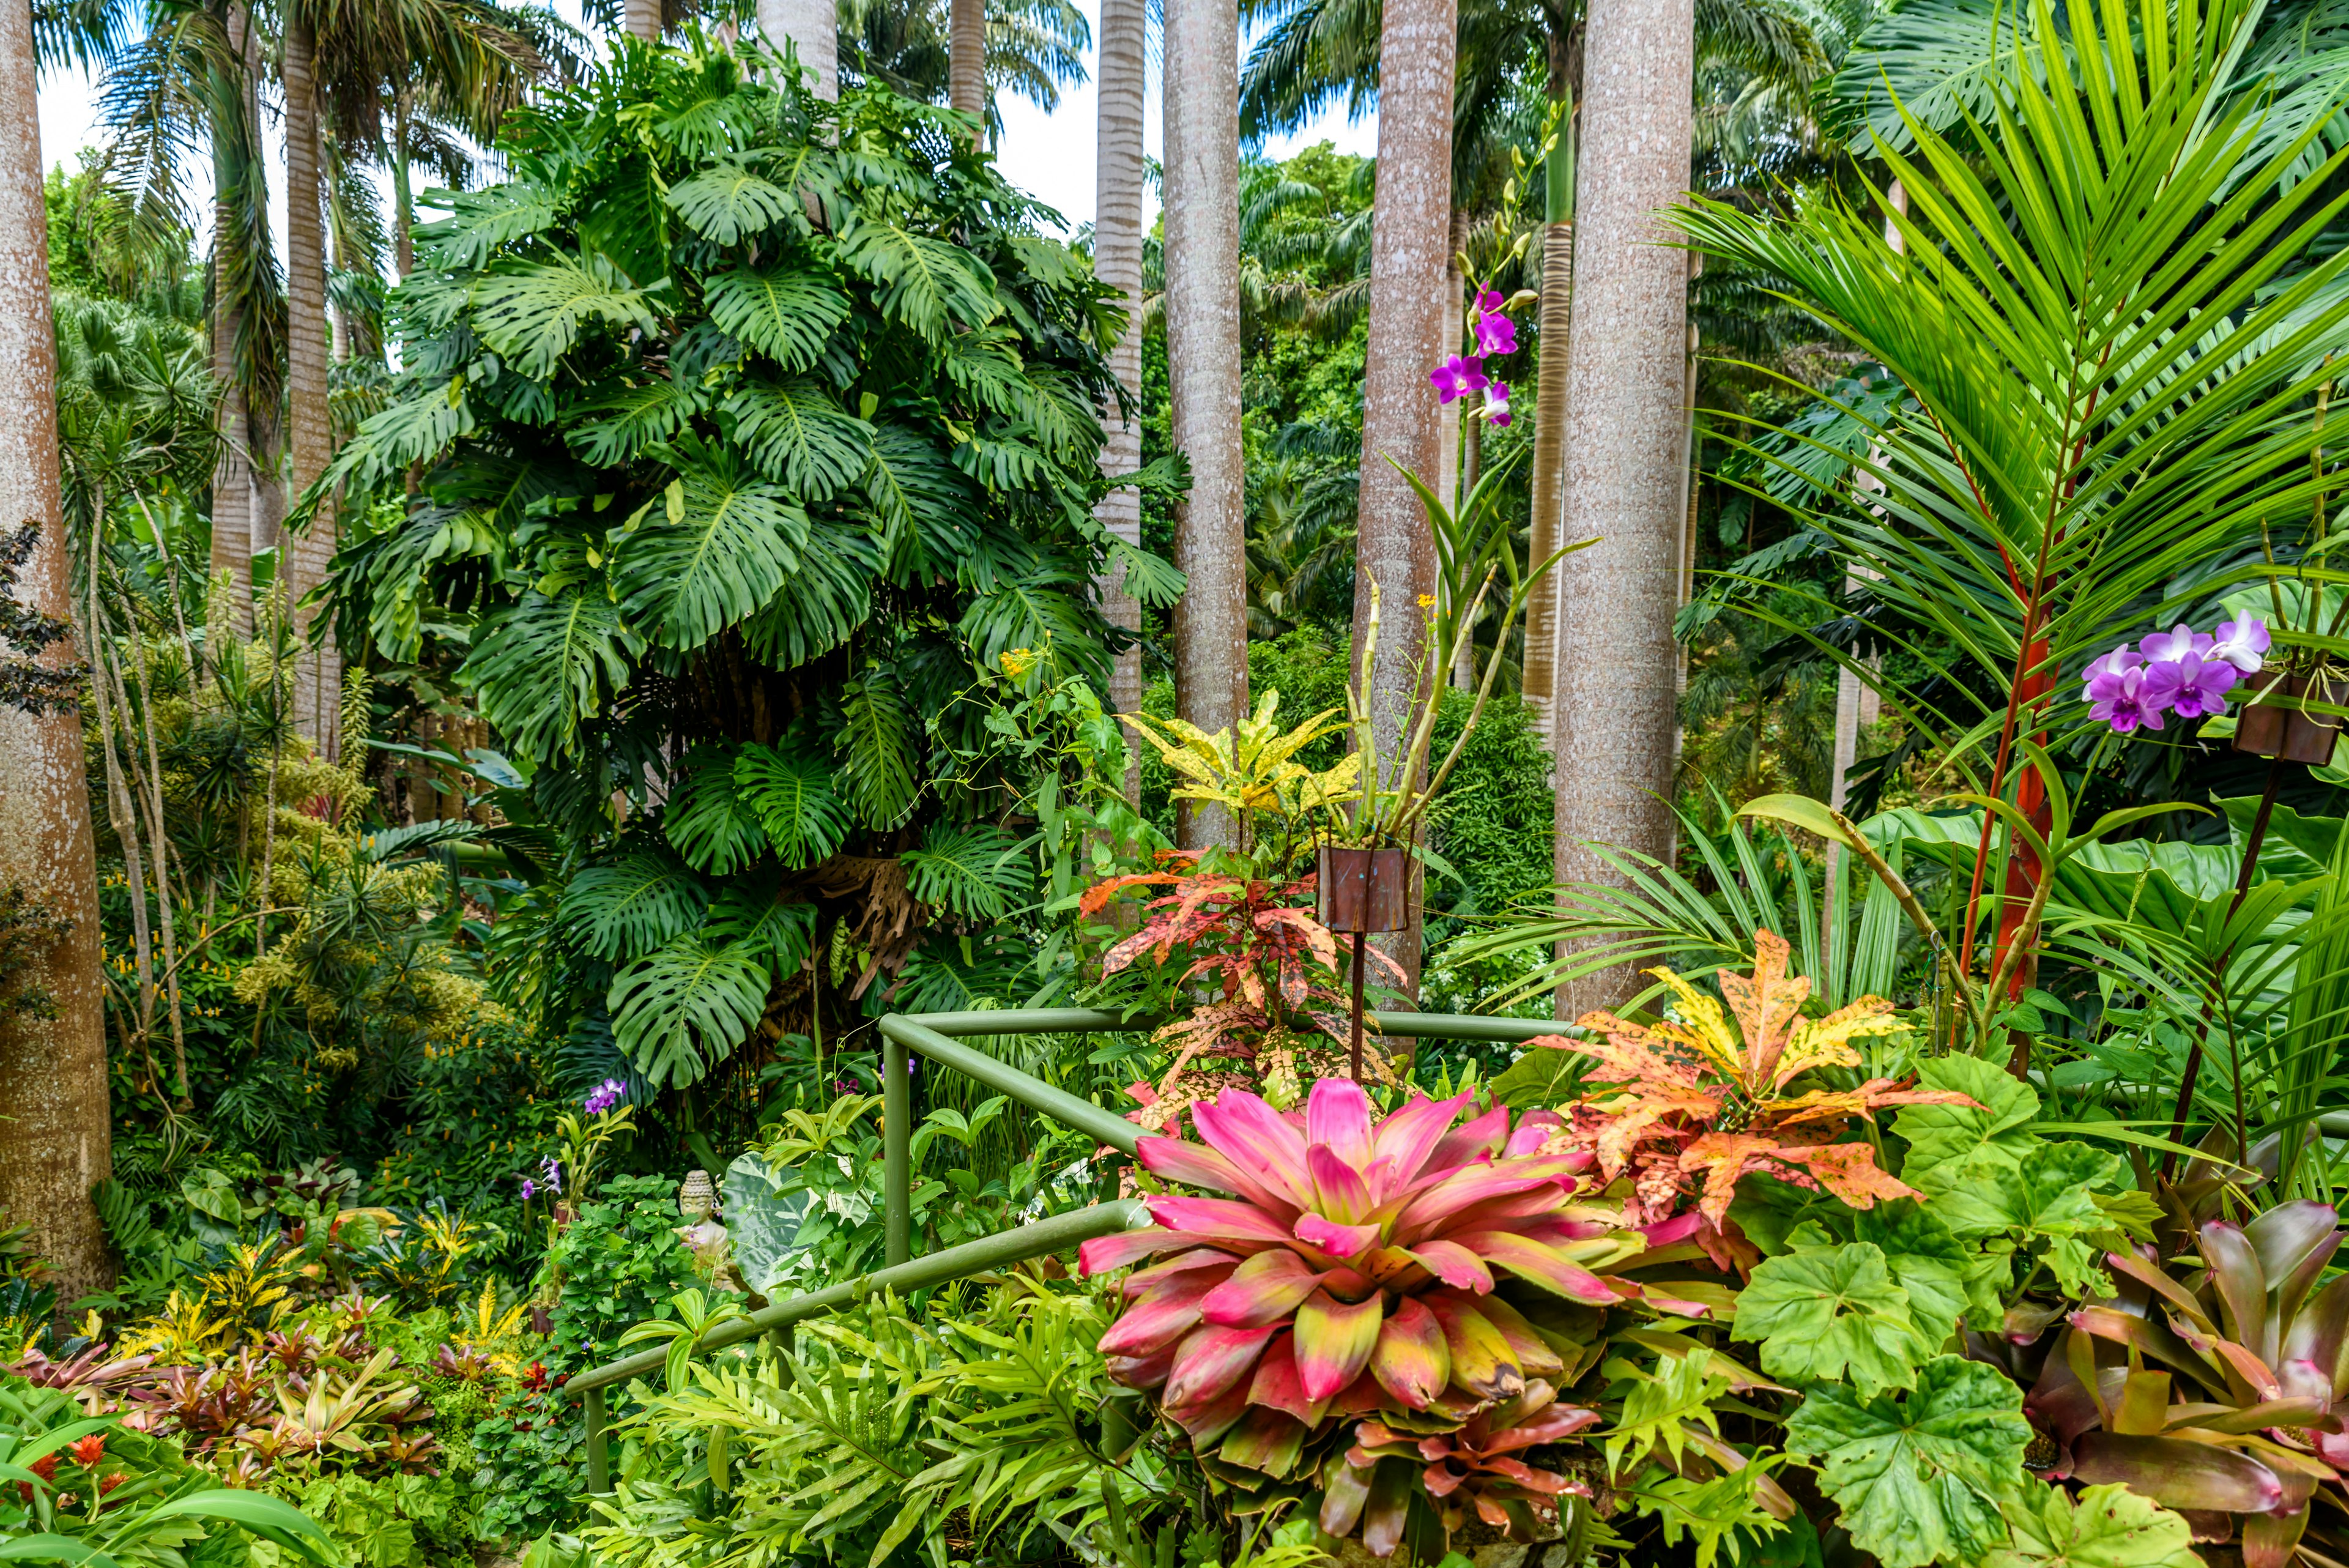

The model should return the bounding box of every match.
[1730,1242,1935,1399]
[664,744,770,875]
[732,745,852,870]
[560,849,710,963]
[609,934,772,1089]
[1784,1356,2030,1568]
[1983,1483,2202,1568]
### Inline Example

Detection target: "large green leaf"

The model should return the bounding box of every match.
[1892,1054,2041,1198]
[704,262,852,373]
[863,423,982,570]
[413,179,565,270]
[834,215,1000,343]
[705,876,818,970]
[460,583,642,762]
[1731,1243,1936,1397]
[667,158,800,243]
[664,743,771,875]
[469,253,661,380]
[1927,1140,2125,1296]
[728,380,871,502]
[610,934,773,1088]
[1850,1203,1970,1350]
[1783,1356,2031,1568]
[740,520,879,667]
[732,745,852,869]
[1983,1484,2202,1568]
[839,669,919,830]
[567,379,707,467]
[146,1490,341,1567]
[612,447,808,651]
[560,849,710,963]
[900,823,1033,921]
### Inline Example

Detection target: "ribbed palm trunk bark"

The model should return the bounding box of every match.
[1549,0,1694,1016]
[949,0,984,122]
[1164,0,1246,850]
[1521,99,1575,748]
[1353,0,1455,994]
[1094,0,1147,804]
[281,15,340,755]
[0,0,113,1306]
[757,0,838,96]
[207,1,254,628]
[625,0,663,39]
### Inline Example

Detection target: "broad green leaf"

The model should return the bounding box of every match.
[470,252,661,380]
[1928,1140,2125,1296]
[705,262,852,373]
[834,215,1000,342]
[567,379,706,467]
[180,1167,242,1224]
[1487,1044,1584,1109]
[900,823,1032,921]
[1893,1054,2040,1198]
[863,423,981,568]
[1783,1356,2031,1568]
[412,179,565,269]
[1731,1243,1935,1397]
[1852,1202,1970,1348]
[560,849,710,964]
[1105,540,1186,609]
[664,743,771,875]
[732,745,852,869]
[147,1490,341,1568]
[1983,1483,2202,1568]
[705,879,818,970]
[610,934,773,1089]
[460,584,642,762]
[740,519,878,667]
[667,159,799,243]
[611,445,807,650]
[728,380,871,502]
[838,669,919,830]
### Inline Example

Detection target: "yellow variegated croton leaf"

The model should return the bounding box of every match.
[1121,691,1361,825]
[1531,932,1975,1243]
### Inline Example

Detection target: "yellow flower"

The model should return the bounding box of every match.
[999,647,1039,680]
[1417,594,1436,609]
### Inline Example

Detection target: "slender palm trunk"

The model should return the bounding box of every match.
[949,0,985,121]
[392,89,415,280]
[281,15,340,754]
[207,1,254,630]
[1521,97,1575,748]
[0,0,112,1303]
[1095,0,1147,804]
[625,0,663,39]
[1549,0,1694,1017]
[757,0,838,97]
[1165,0,1247,849]
[1353,0,1455,990]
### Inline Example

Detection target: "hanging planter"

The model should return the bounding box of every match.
[1317,845,1412,934]
[2232,667,2345,764]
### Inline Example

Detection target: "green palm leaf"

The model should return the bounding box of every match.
[609,934,772,1088]
[733,744,853,868]
[612,445,809,651]
[727,379,872,502]
[704,262,853,373]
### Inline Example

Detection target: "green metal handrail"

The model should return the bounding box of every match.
[560,1007,1562,1493]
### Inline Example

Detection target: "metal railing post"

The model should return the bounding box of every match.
[883,1030,911,1267]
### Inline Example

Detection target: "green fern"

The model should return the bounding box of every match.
[732,745,853,868]
[900,823,1031,921]
[609,933,772,1088]
[704,262,853,373]
[837,670,919,830]
[560,849,711,963]
[664,743,771,875]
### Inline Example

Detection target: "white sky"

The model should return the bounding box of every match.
[31,0,1377,259]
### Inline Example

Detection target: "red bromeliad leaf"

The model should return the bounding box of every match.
[1220,1406,1311,1477]
[1247,1333,1332,1427]
[1453,1231,1623,1304]
[1100,1264,1234,1357]
[1369,1296,1450,1409]
[1164,1323,1280,1408]
[1406,1239,1495,1293]
[1296,1214,1382,1257]
[1296,1289,1384,1400]
[1424,1295,1524,1400]
[1201,1249,1326,1328]
[1145,1194,1298,1247]
[1137,1135,1293,1214]
[1078,1227,1192,1276]
[1123,1247,1240,1299]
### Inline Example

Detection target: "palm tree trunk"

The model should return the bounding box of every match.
[392,88,414,280]
[1095,0,1147,804]
[625,0,662,39]
[758,0,838,97]
[1521,100,1575,749]
[0,0,113,1305]
[1549,0,1694,1017]
[949,0,985,121]
[1164,0,1247,850]
[207,1,254,631]
[281,13,340,754]
[1353,0,1455,991]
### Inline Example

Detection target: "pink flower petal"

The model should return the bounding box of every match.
[1137,1135,1296,1216]
[1367,1091,1474,1193]
[1368,1296,1450,1410]
[1077,1227,1187,1276]
[1164,1322,1280,1408]
[1295,1289,1385,1401]
[1201,1248,1326,1328]
[1296,1213,1384,1258]
[1306,1077,1376,1170]
[1146,1194,1297,1246]
[1454,1230,1624,1304]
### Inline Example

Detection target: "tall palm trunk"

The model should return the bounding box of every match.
[949,0,984,121]
[1549,0,1694,1016]
[1165,0,1246,849]
[1095,0,1147,803]
[207,1,255,630]
[0,0,113,1304]
[625,0,662,39]
[281,15,339,754]
[1521,99,1575,747]
[392,87,415,281]
[757,0,838,96]
[1353,0,1456,990]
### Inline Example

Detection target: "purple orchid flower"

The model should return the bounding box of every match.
[1476,288,1502,313]
[2142,649,2241,720]
[539,1156,563,1196]
[1430,354,1488,403]
[1471,310,1518,359]
[1479,381,1513,428]
[2087,663,2168,734]
[519,1178,536,1202]
[584,1078,628,1115]
[2140,623,2215,663]
[2210,616,2270,674]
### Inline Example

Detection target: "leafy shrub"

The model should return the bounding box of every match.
[546,1175,710,1373]
[467,1372,588,1544]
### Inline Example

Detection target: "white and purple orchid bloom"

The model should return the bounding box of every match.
[2080,617,2265,734]
[1078,1079,1698,1490]
[539,1156,563,1195]
[1478,382,1512,428]
[584,1078,628,1115]
[1430,355,1489,403]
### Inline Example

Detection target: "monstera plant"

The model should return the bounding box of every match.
[1080,1079,1704,1554]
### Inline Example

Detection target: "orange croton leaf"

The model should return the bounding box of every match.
[1778,1140,1923,1213]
